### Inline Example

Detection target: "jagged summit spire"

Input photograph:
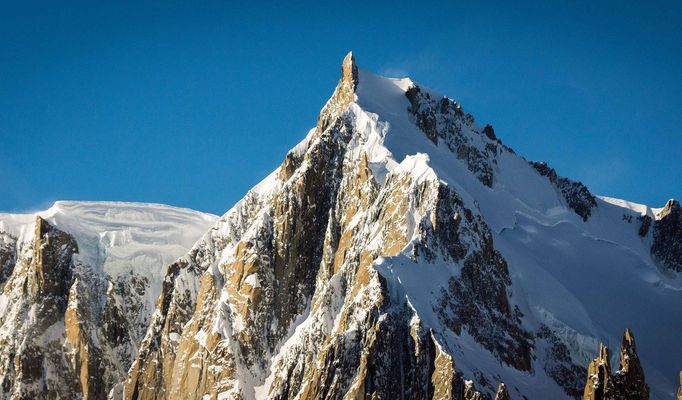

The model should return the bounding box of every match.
[316,51,359,132]
[622,328,636,353]
[583,329,649,400]
[660,198,680,217]
[341,51,358,86]
[494,383,511,400]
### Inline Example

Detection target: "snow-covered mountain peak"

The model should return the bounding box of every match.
[239,54,682,398]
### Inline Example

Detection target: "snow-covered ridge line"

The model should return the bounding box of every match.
[0,200,217,284]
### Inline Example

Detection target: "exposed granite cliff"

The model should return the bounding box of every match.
[494,383,511,400]
[583,329,649,400]
[0,217,80,398]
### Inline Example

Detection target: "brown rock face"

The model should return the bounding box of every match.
[430,333,466,399]
[65,276,108,400]
[123,257,203,400]
[124,55,363,400]
[584,344,612,400]
[0,217,81,398]
[612,329,649,400]
[677,370,682,400]
[583,329,649,400]
[494,383,511,400]
[464,380,482,400]
[317,51,358,133]
[28,216,77,304]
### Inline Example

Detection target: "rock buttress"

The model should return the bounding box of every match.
[583,329,649,400]
[651,199,682,272]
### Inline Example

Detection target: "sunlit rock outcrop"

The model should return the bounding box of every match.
[0,203,215,399]
[583,329,649,400]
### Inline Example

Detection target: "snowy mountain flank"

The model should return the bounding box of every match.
[2,53,681,400]
[0,201,217,398]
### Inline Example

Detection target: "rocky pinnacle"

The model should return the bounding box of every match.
[583,329,649,400]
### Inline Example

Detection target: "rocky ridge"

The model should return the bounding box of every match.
[650,199,682,272]
[122,53,530,400]
[529,161,597,222]
[0,202,216,399]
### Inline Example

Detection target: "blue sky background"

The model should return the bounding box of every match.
[1,1,680,215]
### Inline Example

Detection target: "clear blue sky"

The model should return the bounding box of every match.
[1,1,680,215]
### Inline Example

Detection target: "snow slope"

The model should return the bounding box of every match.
[0,200,217,294]
[350,68,681,399]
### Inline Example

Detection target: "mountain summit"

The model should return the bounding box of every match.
[118,54,682,400]
[1,54,680,400]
